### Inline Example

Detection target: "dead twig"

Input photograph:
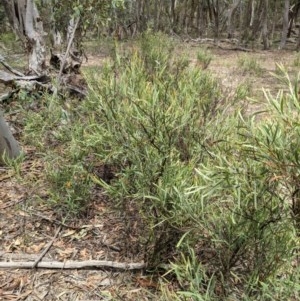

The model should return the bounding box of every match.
[57,17,80,82]
[0,197,26,210]
[32,225,62,268]
[23,210,82,230]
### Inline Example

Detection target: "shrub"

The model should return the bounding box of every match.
[161,65,299,300]
[84,32,227,266]
[238,55,263,76]
[196,48,213,70]
[20,33,298,299]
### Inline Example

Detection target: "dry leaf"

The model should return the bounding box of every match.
[57,247,74,259]
[135,277,158,289]
[28,242,46,253]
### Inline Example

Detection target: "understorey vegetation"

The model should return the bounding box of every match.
[8,33,300,300]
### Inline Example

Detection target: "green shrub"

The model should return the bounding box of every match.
[46,158,92,215]
[196,48,213,70]
[84,33,226,266]
[23,95,93,215]
[19,33,298,300]
[293,53,300,67]
[161,65,299,300]
[245,65,300,231]
[238,55,263,76]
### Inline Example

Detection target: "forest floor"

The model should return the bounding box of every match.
[0,41,300,301]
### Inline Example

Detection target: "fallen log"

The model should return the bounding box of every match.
[0,70,50,85]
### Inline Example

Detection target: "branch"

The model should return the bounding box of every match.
[0,54,25,77]
[0,260,146,270]
[32,225,62,268]
[0,90,17,103]
[0,70,50,85]
[57,17,80,82]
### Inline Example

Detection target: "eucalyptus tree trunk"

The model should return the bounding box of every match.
[213,0,220,38]
[227,0,242,38]
[261,0,269,49]
[1,0,46,74]
[279,0,290,49]
[0,110,20,163]
[288,1,300,38]
[153,0,160,31]
[170,0,176,30]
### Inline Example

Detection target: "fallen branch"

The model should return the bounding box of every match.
[0,70,50,85]
[216,45,253,52]
[0,54,25,77]
[24,210,83,230]
[57,16,80,82]
[188,38,253,52]
[0,90,18,103]
[0,260,146,270]
[0,197,26,209]
[32,225,62,268]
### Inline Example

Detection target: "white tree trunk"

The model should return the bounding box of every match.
[227,0,242,38]
[1,0,46,74]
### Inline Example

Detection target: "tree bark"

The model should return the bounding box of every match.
[0,110,20,163]
[0,0,46,74]
[287,0,300,38]
[279,0,290,49]
[227,0,242,38]
[262,0,269,49]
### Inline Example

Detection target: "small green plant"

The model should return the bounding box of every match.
[0,32,18,50]
[22,93,93,215]
[138,30,176,76]
[23,96,72,149]
[2,151,25,177]
[293,53,300,67]
[238,55,263,75]
[46,158,92,215]
[196,48,213,69]
[234,80,252,101]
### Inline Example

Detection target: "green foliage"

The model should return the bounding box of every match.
[238,55,263,76]
[138,30,176,72]
[24,96,71,149]
[0,32,23,55]
[2,153,25,177]
[83,35,298,298]
[46,157,92,215]
[19,33,299,300]
[246,64,300,230]
[84,32,225,265]
[160,65,299,300]
[196,48,213,70]
[46,0,125,43]
[0,32,15,45]
[293,53,300,67]
[234,80,252,101]
[23,95,93,215]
